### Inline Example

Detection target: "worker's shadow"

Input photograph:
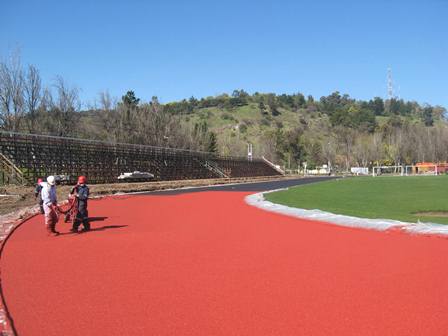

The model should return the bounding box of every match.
[88,224,128,232]
[60,217,128,236]
[88,216,108,222]
[86,218,128,233]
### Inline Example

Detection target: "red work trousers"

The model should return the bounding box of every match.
[44,207,58,234]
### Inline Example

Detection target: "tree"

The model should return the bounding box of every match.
[320,91,353,114]
[122,90,140,107]
[433,106,447,120]
[259,101,268,115]
[34,87,54,133]
[24,65,42,132]
[330,108,351,127]
[423,106,434,126]
[207,132,218,153]
[0,51,24,131]
[384,127,404,168]
[321,137,337,172]
[279,128,307,168]
[188,96,198,107]
[277,94,294,108]
[295,93,306,108]
[369,132,384,167]
[334,126,356,172]
[98,90,118,142]
[386,98,401,115]
[303,138,323,168]
[191,121,219,152]
[53,76,80,136]
[306,95,318,113]
[368,97,384,116]
[266,94,280,116]
[352,134,372,167]
[271,106,280,116]
[228,89,248,108]
[355,107,376,133]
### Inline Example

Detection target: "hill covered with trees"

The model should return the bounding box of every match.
[1,56,447,172]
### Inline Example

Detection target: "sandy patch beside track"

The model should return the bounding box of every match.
[0,175,290,216]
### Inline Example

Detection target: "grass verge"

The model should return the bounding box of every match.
[264,176,448,225]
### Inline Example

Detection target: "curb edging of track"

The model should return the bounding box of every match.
[246,190,448,237]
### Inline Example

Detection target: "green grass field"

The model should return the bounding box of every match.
[265,176,448,225]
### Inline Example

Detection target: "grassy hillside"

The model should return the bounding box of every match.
[180,103,331,157]
[72,91,446,170]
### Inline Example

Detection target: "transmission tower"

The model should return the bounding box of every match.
[387,67,394,99]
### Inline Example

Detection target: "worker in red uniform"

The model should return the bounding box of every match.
[69,175,90,233]
[34,178,44,214]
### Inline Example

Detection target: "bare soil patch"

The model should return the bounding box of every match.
[0,176,294,216]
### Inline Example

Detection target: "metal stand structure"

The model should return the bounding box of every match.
[0,132,282,185]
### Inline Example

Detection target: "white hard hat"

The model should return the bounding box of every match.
[47,175,56,185]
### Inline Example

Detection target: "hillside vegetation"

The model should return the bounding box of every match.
[1,55,447,172]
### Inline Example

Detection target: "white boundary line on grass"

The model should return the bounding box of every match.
[245,189,448,236]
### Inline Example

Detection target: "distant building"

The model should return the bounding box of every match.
[414,162,448,175]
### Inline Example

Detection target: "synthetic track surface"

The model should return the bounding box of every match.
[2,178,448,335]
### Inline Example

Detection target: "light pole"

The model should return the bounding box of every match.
[247,143,253,161]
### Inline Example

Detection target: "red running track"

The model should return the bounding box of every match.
[2,191,448,335]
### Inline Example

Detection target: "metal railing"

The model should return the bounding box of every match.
[0,153,28,185]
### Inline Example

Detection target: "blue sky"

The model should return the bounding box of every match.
[1,0,447,107]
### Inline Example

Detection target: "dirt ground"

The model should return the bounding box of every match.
[0,175,293,217]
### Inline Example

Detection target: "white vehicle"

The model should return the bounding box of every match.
[117,171,154,181]
[350,167,369,176]
[54,174,71,184]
